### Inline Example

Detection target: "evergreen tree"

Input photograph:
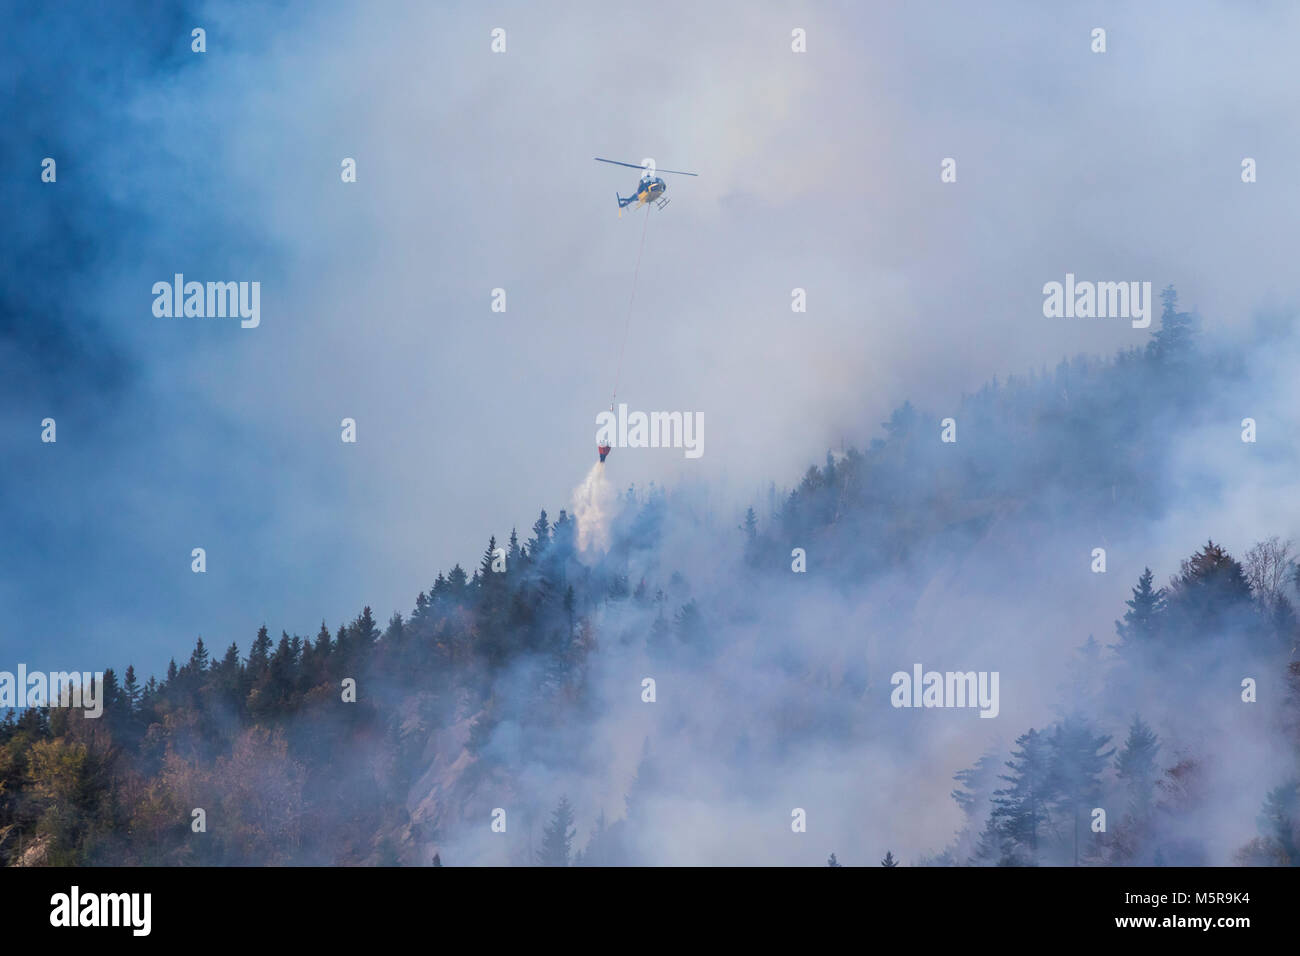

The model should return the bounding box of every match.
[479,535,499,581]
[1112,567,1164,658]
[1115,715,1160,822]
[580,810,614,867]
[214,642,243,707]
[121,665,141,712]
[1147,285,1198,363]
[991,729,1054,865]
[446,565,469,602]
[537,796,576,866]
[247,625,273,682]
[1256,781,1300,865]
[551,510,576,568]
[951,750,1002,860]
[647,605,671,655]
[334,623,350,672]
[880,851,899,867]
[264,632,297,710]
[970,816,1007,867]
[478,537,508,636]
[527,510,551,560]
[314,622,332,656]
[741,507,759,565]
[1166,541,1256,641]
[1114,568,1165,657]
[187,637,211,675]
[827,852,842,867]
[309,622,331,683]
[97,668,121,715]
[673,600,704,645]
[1047,717,1114,865]
[384,612,404,646]
[354,607,379,650]
[507,528,522,571]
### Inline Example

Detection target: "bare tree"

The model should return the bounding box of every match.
[1243,536,1295,607]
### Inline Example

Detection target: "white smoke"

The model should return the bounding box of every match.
[572,462,617,552]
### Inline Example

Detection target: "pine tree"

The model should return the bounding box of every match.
[478,537,508,630]
[265,632,297,710]
[247,625,273,682]
[581,810,613,867]
[479,535,499,580]
[310,622,332,682]
[880,851,899,867]
[1147,285,1198,363]
[447,565,469,601]
[334,623,350,671]
[648,605,671,655]
[314,622,332,656]
[551,510,576,568]
[1114,568,1165,657]
[507,528,522,571]
[992,728,1054,865]
[827,852,842,867]
[537,796,576,866]
[98,668,121,715]
[970,816,1007,866]
[674,600,704,645]
[1047,717,1114,865]
[1115,715,1160,822]
[215,642,243,707]
[1166,541,1256,641]
[527,510,551,560]
[384,612,405,646]
[122,665,141,712]
[953,753,1002,817]
[741,507,759,566]
[354,606,379,649]
[951,750,1003,860]
[188,636,210,674]
[1256,780,1300,865]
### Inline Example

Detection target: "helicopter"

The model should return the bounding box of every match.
[594,157,698,215]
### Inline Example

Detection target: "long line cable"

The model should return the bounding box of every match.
[610,204,651,409]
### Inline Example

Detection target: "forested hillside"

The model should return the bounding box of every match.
[3,289,1298,866]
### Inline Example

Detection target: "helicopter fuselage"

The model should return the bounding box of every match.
[622,176,667,209]
[596,156,696,212]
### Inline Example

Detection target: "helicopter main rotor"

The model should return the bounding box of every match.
[593,157,699,177]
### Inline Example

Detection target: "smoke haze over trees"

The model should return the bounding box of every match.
[3,294,1299,866]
